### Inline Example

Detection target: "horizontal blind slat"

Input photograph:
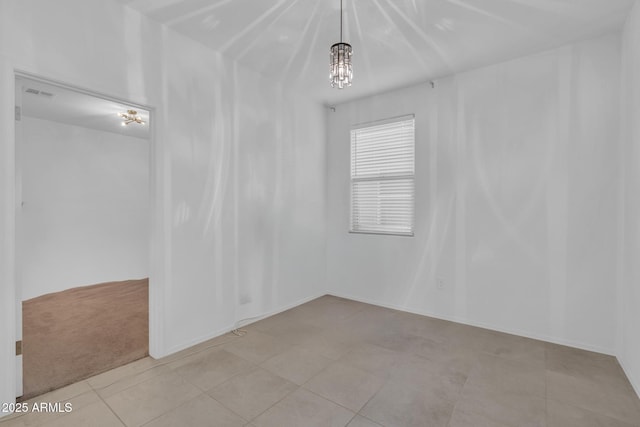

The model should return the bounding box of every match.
[350,117,415,235]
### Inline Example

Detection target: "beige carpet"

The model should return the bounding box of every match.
[22,278,149,399]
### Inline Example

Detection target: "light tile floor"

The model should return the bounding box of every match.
[1,295,639,426]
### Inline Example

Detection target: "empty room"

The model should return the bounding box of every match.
[1,0,640,426]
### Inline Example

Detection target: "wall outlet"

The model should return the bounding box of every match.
[436,277,445,290]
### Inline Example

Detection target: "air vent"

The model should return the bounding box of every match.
[24,88,55,98]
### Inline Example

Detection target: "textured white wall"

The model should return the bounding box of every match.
[620,0,640,397]
[0,0,326,408]
[18,117,149,300]
[327,34,621,354]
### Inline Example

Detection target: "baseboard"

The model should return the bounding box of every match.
[617,354,640,399]
[161,292,326,357]
[327,291,616,356]
[232,292,327,329]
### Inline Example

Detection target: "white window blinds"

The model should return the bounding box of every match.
[350,115,415,236]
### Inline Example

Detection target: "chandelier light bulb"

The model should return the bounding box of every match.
[118,109,146,126]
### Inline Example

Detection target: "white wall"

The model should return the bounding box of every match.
[619,0,640,397]
[18,117,149,300]
[327,34,621,354]
[0,0,326,408]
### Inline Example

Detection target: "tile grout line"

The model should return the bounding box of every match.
[94,389,128,427]
[88,335,245,398]
[444,359,474,427]
[230,384,299,424]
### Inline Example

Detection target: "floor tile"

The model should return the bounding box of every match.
[304,362,384,412]
[152,333,240,366]
[246,310,312,336]
[43,399,124,427]
[22,381,92,406]
[287,296,369,328]
[341,307,398,342]
[86,357,160,391]
[464,353,546,398]
[360,378,456,427]
[94,365,172,398]
[208,367,297,421]
[169,348,254,391]
[338,343,402,378]
[223,330,290,364]
[252,388,354,427]
[389,353,466,402]
[448,409,511,427]
[480,332,546,368]
[142,394,245,427]
[416,340,479,380]
[258,321,325,347]
[103,371,201,427]
[261,346,332,385]
[445,322,493,344]
[546,370,640,425]
[294,332,354,361]
[452,382,546,426]
[546,343,635,394]
[0,416,26,426]
[546,399,639,427]
[2,390,105,427]
[387,311,452,340]
[365,329,441,359]
[346,415,383,427]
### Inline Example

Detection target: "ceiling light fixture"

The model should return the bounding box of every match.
[118,109,145,126]
[330,0,352,89]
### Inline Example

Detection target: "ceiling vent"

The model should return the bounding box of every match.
[24,88,55,98]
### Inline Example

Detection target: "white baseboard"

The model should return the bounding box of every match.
[327,291,616,356]
[161,293,326,357]
[232,292,327,329]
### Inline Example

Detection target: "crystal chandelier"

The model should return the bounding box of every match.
[330,0,352,89]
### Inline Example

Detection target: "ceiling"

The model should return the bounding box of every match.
[118,0,633,105]
[18,77,150,140]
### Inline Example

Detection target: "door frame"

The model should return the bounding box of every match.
[1,64,164,407]
[0,54,18,410]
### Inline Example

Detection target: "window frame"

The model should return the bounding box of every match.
[349,114,415,237]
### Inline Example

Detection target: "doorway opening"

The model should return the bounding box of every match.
[15,74,152,399]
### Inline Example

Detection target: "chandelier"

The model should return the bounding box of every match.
[118,109,145,126]
[330,0,352,89]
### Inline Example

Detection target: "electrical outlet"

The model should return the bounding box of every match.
[437,277,445,290]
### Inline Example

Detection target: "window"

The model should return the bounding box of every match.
[350,115,415,236]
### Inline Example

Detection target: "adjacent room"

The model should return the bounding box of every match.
[0,0,639,426]
[16,76,150,399]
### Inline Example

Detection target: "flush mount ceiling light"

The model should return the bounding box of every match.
[118,109,145,126]
[330,0,352,89]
